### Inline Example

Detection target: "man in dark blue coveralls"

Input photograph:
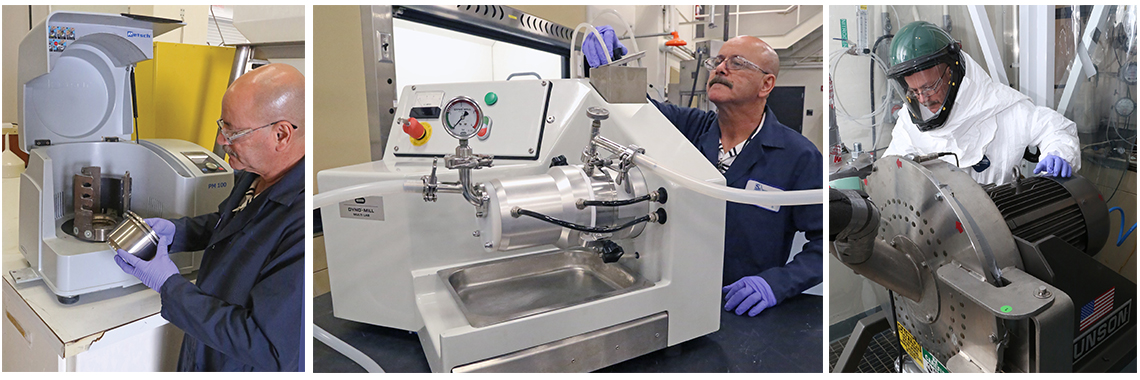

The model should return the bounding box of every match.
[113,63,305,371]
[587,34,822,317]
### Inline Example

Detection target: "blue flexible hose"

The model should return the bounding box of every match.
[1108,207,1136,247]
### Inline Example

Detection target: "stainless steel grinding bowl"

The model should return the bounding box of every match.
[107,211,159,261]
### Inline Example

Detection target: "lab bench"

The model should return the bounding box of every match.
[2,177,185,371]
[313,291,823,372]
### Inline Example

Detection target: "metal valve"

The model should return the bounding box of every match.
[584,107,611,176]
[587,107,610,121]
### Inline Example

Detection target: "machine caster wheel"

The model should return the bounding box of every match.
[58,295,79,304]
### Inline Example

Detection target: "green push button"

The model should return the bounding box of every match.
[1000,305,1012,313]
[485,92,498,106]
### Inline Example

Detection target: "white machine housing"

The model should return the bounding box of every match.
[16,12,233,298]
[319,79,727,371]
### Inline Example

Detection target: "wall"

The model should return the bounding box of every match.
[313,5,373,296]
[391,18,562,91]
[2,5,31,124]
[138,5,209,45]
[778,67,824,151]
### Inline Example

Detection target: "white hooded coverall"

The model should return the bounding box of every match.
[883,52,1081,185]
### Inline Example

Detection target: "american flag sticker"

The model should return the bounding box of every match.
[1080,287,1115,331]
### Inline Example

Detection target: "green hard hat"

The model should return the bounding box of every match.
[886,21,965,132]
[888,21,956,68]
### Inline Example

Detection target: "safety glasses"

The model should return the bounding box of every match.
[216,119,287,145]
[703,55,770,75]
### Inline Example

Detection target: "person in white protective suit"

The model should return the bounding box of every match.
[882,21,1080,186]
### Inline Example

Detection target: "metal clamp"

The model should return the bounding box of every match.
[439,139,494,215]
[614,144,644,194]
[444,140,494,170]
[421,158,440,202]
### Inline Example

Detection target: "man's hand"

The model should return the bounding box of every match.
[582,25,627,68]
[1033,154,1072,178]
[114,218,179,292]
[722,276,777,317]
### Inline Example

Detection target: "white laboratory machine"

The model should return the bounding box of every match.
[14,12,233,304]
[318,78,741,372]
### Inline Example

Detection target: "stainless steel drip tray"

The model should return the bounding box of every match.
[438,249,653,328]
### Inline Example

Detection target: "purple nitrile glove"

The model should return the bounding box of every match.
[722,276,777,317]
[582,25,627,68]
[1033,154,1072,178]
[114,218,178,292]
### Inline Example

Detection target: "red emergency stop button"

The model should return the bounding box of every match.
[403,117,425,139]
[401,117,432,146]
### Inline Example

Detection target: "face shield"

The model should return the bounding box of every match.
[888,47,965,131]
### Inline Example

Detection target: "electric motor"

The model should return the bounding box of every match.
[982,175,1109,255]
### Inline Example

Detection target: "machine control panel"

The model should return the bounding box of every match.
[47,25,76,52]
[181,151,227,174]
[392,81,549,160]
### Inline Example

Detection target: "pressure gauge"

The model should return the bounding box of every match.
[442,96,483,140]
[1113,97,1135,117]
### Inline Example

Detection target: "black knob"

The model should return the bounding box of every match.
[550,155,568,167]
[599,240,624,263]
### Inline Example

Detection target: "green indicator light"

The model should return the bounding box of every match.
[1000,305,1012,313]
[484,92,498,106]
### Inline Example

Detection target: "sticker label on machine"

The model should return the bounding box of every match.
[1073,298,1131,361]
[898,322,949,373]
[339,197,384,221]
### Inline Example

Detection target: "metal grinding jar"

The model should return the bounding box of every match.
[107,211,159,261]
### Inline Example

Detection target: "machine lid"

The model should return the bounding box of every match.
[19,40,130,150]
[119,13,185,37]
[17,12,184,151]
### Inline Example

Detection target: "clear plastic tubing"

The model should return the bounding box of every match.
[588,9,640,64]
[312,179,418,210]
[570,23,610,78]
[313,325,384,373]
[633,154,824,206]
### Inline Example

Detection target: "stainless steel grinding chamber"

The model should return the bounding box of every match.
[411,105,670,330]
[63,166,132,242]
[107,211,159,261]
[418,105,669,261]
[830,155,1135,373]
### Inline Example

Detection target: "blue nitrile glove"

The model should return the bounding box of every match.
[114,218,179,292]
[582,25,627,68]
[1033,154,1072,178]
[722,276,777,317]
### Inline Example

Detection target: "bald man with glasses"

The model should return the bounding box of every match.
[589,35,822,317]
[113,63,305,371]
